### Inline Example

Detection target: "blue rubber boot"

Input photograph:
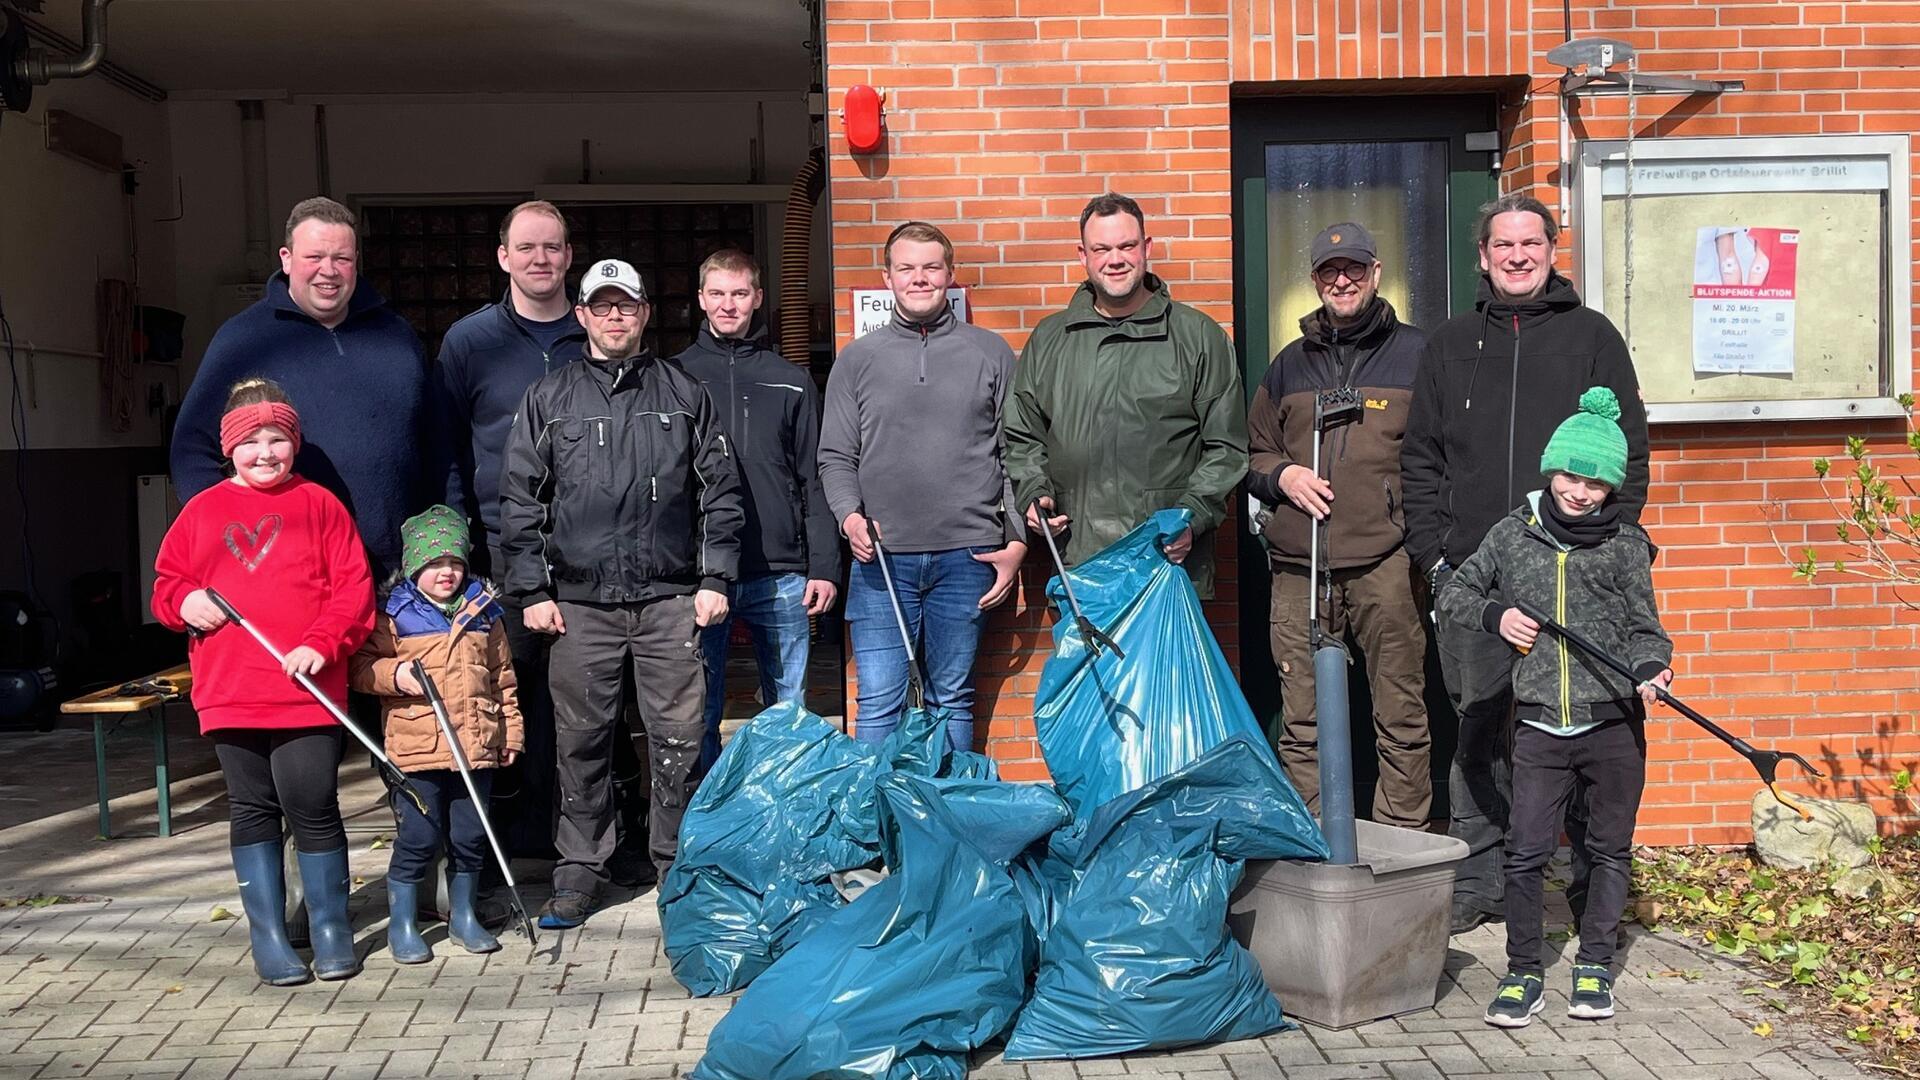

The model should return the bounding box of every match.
[230,842,311,987]
[294,848,362,980]
[447,873,501,954]
[383,879,433,964]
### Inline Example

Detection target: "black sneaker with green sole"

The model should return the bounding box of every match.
[1484,971,1545,1028]
[1567,964,1615,1019]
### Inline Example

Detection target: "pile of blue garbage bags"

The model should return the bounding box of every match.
[661,511,1330,1079]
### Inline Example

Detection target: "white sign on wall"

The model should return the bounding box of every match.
[851,288,970,339]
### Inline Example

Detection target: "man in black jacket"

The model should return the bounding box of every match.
[673,250,839,774]
[437,199,586,859]
[1400,194,1649,932]
[499,258,744,929]
[1247,222,1430,829]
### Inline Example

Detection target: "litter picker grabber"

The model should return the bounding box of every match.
[409,660,540,953]
[1514,600,1824,821]
[1031,510,1124,661]
[1309,387,1365,865]
[864,519,930,706]
[201,588,429,816]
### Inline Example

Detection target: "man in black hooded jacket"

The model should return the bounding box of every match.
[1400,194,1649,932]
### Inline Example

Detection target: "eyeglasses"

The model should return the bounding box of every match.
[585,299,644,317]
[1313,262,1372,285]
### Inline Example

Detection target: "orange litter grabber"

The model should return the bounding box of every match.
[1515,600,1823,820]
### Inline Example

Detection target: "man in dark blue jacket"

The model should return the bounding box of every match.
[435,200,584,859]
[171,197,432,579]
[672,250,839,773]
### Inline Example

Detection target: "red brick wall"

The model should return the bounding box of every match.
[824,0,1920,838]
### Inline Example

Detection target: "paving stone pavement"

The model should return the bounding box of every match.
[0,879,1878,1080]
[0,704,1880,1079]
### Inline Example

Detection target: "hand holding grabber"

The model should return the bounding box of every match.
[1029,507,1124,660]
[201,588,430,816]
[863,518,932,706]
[1514,600,1824,821]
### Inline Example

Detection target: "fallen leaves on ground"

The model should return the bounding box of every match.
[1632,838,1919,1069]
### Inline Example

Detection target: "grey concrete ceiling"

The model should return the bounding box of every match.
[31,0,815,94]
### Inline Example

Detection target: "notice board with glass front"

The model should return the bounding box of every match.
[1574,135,1911,423]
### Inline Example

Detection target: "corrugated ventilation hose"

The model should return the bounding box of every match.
[777,147,826,368]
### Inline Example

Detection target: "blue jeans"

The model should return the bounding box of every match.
[389,768,494,882]
[699,572,813,771]
[846,545,995,752]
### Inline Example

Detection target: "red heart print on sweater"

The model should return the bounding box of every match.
[224,514,283,572]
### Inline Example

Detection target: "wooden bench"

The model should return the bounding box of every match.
[60,664,192,839]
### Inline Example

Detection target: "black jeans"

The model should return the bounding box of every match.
[389,768,495,882]
[211,727,346,851]
[1504,717,1646,973]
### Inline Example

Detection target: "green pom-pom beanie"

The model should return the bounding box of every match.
[400,505,471,583]
[1539,386,1628,489]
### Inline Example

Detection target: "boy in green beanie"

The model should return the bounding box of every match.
[351,505,523,963]
[1437,387,1674,1027]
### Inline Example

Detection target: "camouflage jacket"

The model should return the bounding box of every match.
[1437,493,1672,730]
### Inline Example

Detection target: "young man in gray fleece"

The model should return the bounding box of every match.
[818,221,1027,752]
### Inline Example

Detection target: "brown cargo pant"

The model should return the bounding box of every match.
[1269,546,1433,828]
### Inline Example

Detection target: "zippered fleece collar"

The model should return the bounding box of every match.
[886,302,957,340]
[495,290,586,349]
[266,270,389,326]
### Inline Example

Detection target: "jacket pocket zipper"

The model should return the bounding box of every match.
[1557,550,1570,729]
[596,420,606,447]
[650,476,658,502]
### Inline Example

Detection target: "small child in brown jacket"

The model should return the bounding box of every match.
[351,505,522,962]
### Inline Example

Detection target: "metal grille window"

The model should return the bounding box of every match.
[359,201,757,357]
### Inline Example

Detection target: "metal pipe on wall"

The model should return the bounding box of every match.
[13,0,114,83]
[239,100,271,282]
[313,103,331,197]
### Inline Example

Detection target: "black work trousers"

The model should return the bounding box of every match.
[547,595,705,894]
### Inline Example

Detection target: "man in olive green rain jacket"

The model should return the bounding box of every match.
[1004,193,1248,598]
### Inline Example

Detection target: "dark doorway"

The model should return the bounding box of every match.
[1231,91,1503,822]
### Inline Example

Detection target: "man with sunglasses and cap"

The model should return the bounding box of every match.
[1247,221,1432,831]
[498,258,743,929]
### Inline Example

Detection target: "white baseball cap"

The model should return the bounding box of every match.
[578,259,648,303]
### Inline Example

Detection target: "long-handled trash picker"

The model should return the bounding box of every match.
[410,660,540,953]
[202,588,429,816]
[1514,600,1824,820]
[1031,509,1124,660]
[1309,387,1365,865]
[865,520,930,705]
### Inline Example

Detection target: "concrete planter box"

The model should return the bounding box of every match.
[1227,820,1468,1029]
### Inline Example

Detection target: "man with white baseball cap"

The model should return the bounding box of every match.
[499,258,744,929]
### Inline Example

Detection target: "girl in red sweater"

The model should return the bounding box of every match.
[153,378,375,986]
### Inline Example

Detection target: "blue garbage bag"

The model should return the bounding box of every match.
[692,773,1071,1080]
[1035,508,1276,817]
[661,701,993,996]
[1003,735,1328,1060]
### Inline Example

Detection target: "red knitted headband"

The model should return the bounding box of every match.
[220,402,302,457]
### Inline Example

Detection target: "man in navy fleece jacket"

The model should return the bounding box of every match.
[171,197,436,578]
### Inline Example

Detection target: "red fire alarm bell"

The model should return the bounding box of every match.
[844,84,884,155]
